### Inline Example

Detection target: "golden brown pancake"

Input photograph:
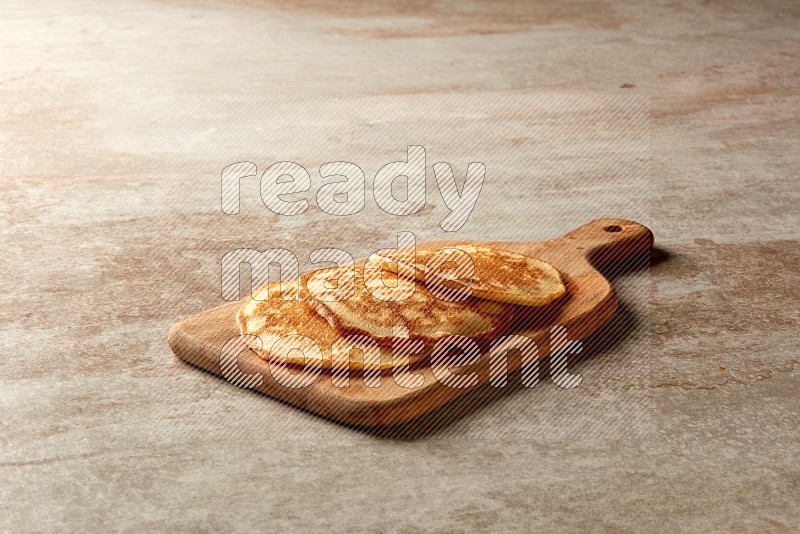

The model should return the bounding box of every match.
[378,245,566,306]
[303,266,513,346]
[236,274,424,374]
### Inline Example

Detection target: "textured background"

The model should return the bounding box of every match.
[1,0,798,531]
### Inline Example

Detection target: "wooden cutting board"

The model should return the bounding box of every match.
[168,218,653,427]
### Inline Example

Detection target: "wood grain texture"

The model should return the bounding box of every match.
[169,218,653,426]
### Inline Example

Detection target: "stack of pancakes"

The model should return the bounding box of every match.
[237,246,565,373]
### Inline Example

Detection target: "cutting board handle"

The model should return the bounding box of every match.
[562,218,654,264]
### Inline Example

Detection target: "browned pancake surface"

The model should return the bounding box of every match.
[304,266,512,346]
[237,274,420,374]
[379,245,566,306]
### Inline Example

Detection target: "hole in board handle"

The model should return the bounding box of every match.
[603,225,623,233]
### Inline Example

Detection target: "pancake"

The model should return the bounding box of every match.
[378,245,566,306]
[303,266,512,346]
[236,274,425,374]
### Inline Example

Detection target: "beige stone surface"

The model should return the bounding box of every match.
[1,0,798,531]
